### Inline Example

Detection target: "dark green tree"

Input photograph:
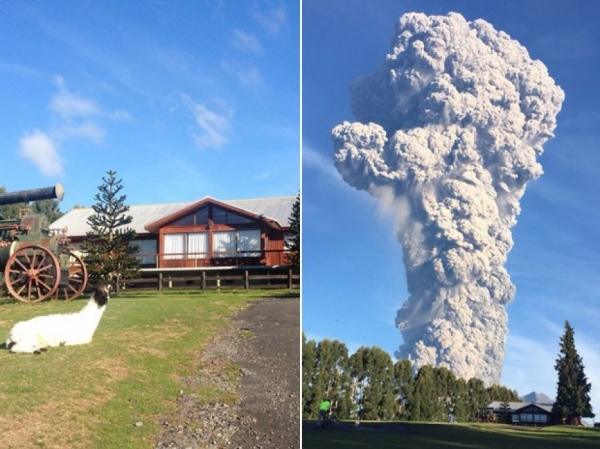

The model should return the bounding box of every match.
[466,377,489,422]
[349,346,396,420]
[310,339,352,419]
[302,333,317,419]
[81,170,140,284]
[285,192,300,268]
[552,321,594,424]
[393,359,414,419]
[450,377,470,422]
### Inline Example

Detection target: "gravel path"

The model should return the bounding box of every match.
[155,296,300,449]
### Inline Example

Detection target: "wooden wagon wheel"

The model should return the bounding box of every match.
[5,245,61,303]
[55,252,88,301]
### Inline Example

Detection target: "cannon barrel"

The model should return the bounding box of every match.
[0,183,64,206]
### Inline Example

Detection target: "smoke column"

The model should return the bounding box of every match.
[333,12,564,384]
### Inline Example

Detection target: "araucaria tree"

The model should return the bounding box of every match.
[552,320,594,424]
[285,192,300,268]
[81,170,140,284]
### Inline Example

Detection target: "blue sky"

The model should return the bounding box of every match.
[302,0,600,417]
[0,0,299,211]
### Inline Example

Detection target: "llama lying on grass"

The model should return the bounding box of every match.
[6,282,112,354]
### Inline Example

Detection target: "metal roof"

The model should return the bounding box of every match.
[51,196,296,237]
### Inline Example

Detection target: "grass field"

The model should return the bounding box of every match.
[0,289,295,449]
[303,420,600,448]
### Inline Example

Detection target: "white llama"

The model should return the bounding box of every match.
[6,282,112,354]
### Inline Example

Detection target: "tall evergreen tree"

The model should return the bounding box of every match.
[81,170,140,284]
[552,320,594,424]
[285,192,300,268]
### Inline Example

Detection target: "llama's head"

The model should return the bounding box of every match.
[92,282,112,307]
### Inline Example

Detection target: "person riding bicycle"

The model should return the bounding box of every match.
[317,398,331,428]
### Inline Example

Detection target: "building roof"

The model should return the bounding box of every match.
[51,195,295,237]
[485,391,555,414]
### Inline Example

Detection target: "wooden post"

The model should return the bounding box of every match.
[288,269,293,289]
[158,272,163,293]
[201,271,206,291]
[244,270,249,290]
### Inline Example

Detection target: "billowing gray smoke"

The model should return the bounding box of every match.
[332,12,564,384]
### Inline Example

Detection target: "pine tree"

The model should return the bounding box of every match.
[552,321,594,424]
[285,192,300,268]
[81,170,140,284]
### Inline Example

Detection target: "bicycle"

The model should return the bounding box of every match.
[323,412,340,429]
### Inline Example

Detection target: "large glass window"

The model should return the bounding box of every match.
[164,233,208,259]
[237,229,261,257]
[137,239,157,264]
[213,230,261,258]
[164,234,184,259]
[212,207,254,225]
[187,233,208,259]
[213,231,236,258]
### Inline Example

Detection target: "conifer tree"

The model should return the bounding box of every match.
[285,192,300,268]
[81,170,140,284]
[552,320,594,424]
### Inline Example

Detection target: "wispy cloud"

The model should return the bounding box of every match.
[231,28,263,55]
[19,130,63,176]
[221,59,263,88]
[251,5,288,37]
[19,76,131,177]
[50,76,99,118]
[182,94,233,150]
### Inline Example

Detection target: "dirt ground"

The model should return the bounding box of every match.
[155,295,300,448]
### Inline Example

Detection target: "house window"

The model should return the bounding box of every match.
[237,230,261,257]
[137,239,157,264]
[212,207,254,225]
[164,233,208,259]
[188,232,208,259]
[164,234,184,259]
[213,230,261,258]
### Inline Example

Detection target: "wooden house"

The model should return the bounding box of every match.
[51,195,295,269]
[484,392,554,426]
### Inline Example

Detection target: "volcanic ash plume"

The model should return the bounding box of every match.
[332,12,564,384]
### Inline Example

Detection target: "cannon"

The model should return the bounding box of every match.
[0,184,87,302]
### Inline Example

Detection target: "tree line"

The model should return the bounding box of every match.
[302,333,519,422]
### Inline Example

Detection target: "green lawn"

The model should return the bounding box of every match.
[303,421,600,448]
[0,289,295,449]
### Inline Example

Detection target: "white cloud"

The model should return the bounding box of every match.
[221,59,263,88]
[182,94,233,150]
[231,28,263,55]
[56,122,105,144]
[252,6,288,36]
[50,76,99,118]
[19,130,63,177]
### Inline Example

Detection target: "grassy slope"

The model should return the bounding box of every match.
[0,289,294,449]
[302,421,600,449]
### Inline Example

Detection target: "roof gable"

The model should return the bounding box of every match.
[144,197,283,232]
